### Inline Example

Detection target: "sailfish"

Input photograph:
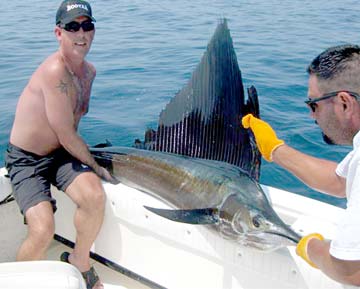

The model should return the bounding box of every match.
[90,19,301,251]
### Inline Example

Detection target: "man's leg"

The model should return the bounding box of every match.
[17,201,55,261]
[64,171,105,273]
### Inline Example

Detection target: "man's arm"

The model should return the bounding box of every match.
[273,144,346,197]
[242,114,346,198]
[42,66,114,182]
[307,239,360,286]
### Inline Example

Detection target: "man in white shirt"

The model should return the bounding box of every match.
[242,44,360,285]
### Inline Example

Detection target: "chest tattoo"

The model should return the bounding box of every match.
[56,80,69,96]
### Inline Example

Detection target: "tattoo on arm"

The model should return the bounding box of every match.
[57,80,69,95]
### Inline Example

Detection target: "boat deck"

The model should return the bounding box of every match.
[47,240,149,289]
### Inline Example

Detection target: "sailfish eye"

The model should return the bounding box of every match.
[252,216,261,228]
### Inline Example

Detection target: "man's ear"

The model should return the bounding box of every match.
[338,91,355,115]
[54,26,62,40]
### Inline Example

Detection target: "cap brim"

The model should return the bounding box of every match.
[61,13,96,25]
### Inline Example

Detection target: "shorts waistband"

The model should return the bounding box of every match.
[7,143,49,159]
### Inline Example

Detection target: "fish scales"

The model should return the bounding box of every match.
[93,148,229,210]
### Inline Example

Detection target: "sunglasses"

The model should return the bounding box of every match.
[305,90,360,112]
[61,20,95,32]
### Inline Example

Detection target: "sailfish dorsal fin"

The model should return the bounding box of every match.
[136,19,261,180]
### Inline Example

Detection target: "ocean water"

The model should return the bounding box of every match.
[1,0,359,208]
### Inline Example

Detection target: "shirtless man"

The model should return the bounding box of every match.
[5,1,113,288]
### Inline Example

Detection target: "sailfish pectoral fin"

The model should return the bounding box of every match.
[144,206,219,225]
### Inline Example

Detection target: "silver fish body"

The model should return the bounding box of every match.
[91,146,301,251]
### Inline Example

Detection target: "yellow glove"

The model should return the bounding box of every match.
[296,233,324,268]
[242,114,284,162]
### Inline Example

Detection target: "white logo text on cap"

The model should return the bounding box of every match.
[67,4,88,12]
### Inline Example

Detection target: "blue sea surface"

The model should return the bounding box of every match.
[1,0,359,208]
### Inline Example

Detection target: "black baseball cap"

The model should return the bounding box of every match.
[56,0,96,25]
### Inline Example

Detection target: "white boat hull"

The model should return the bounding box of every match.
[0,167,349,288]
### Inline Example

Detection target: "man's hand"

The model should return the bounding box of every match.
[242,114,284,161]
[96,167,119,185]
[296,233,324,268]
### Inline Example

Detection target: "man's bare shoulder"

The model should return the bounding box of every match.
[30,52,76,103]
[36,52,75,97]
[39,52,67,79]
[24,52,67,95]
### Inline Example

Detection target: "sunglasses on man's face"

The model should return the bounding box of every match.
[61,20,95,32]
[305,90,360,113]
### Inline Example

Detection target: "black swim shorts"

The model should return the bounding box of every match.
[5,143,93,215]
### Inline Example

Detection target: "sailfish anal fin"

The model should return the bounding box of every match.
[144,206,219,225]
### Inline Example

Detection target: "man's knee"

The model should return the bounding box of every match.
[26,203,55,246]
[29,221,55,244]
[71,173,106,211]
[86,184,106,210]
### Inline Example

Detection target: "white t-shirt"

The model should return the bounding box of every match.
[330,131,360,260]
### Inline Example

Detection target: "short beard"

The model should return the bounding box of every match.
[322,132,336,145]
